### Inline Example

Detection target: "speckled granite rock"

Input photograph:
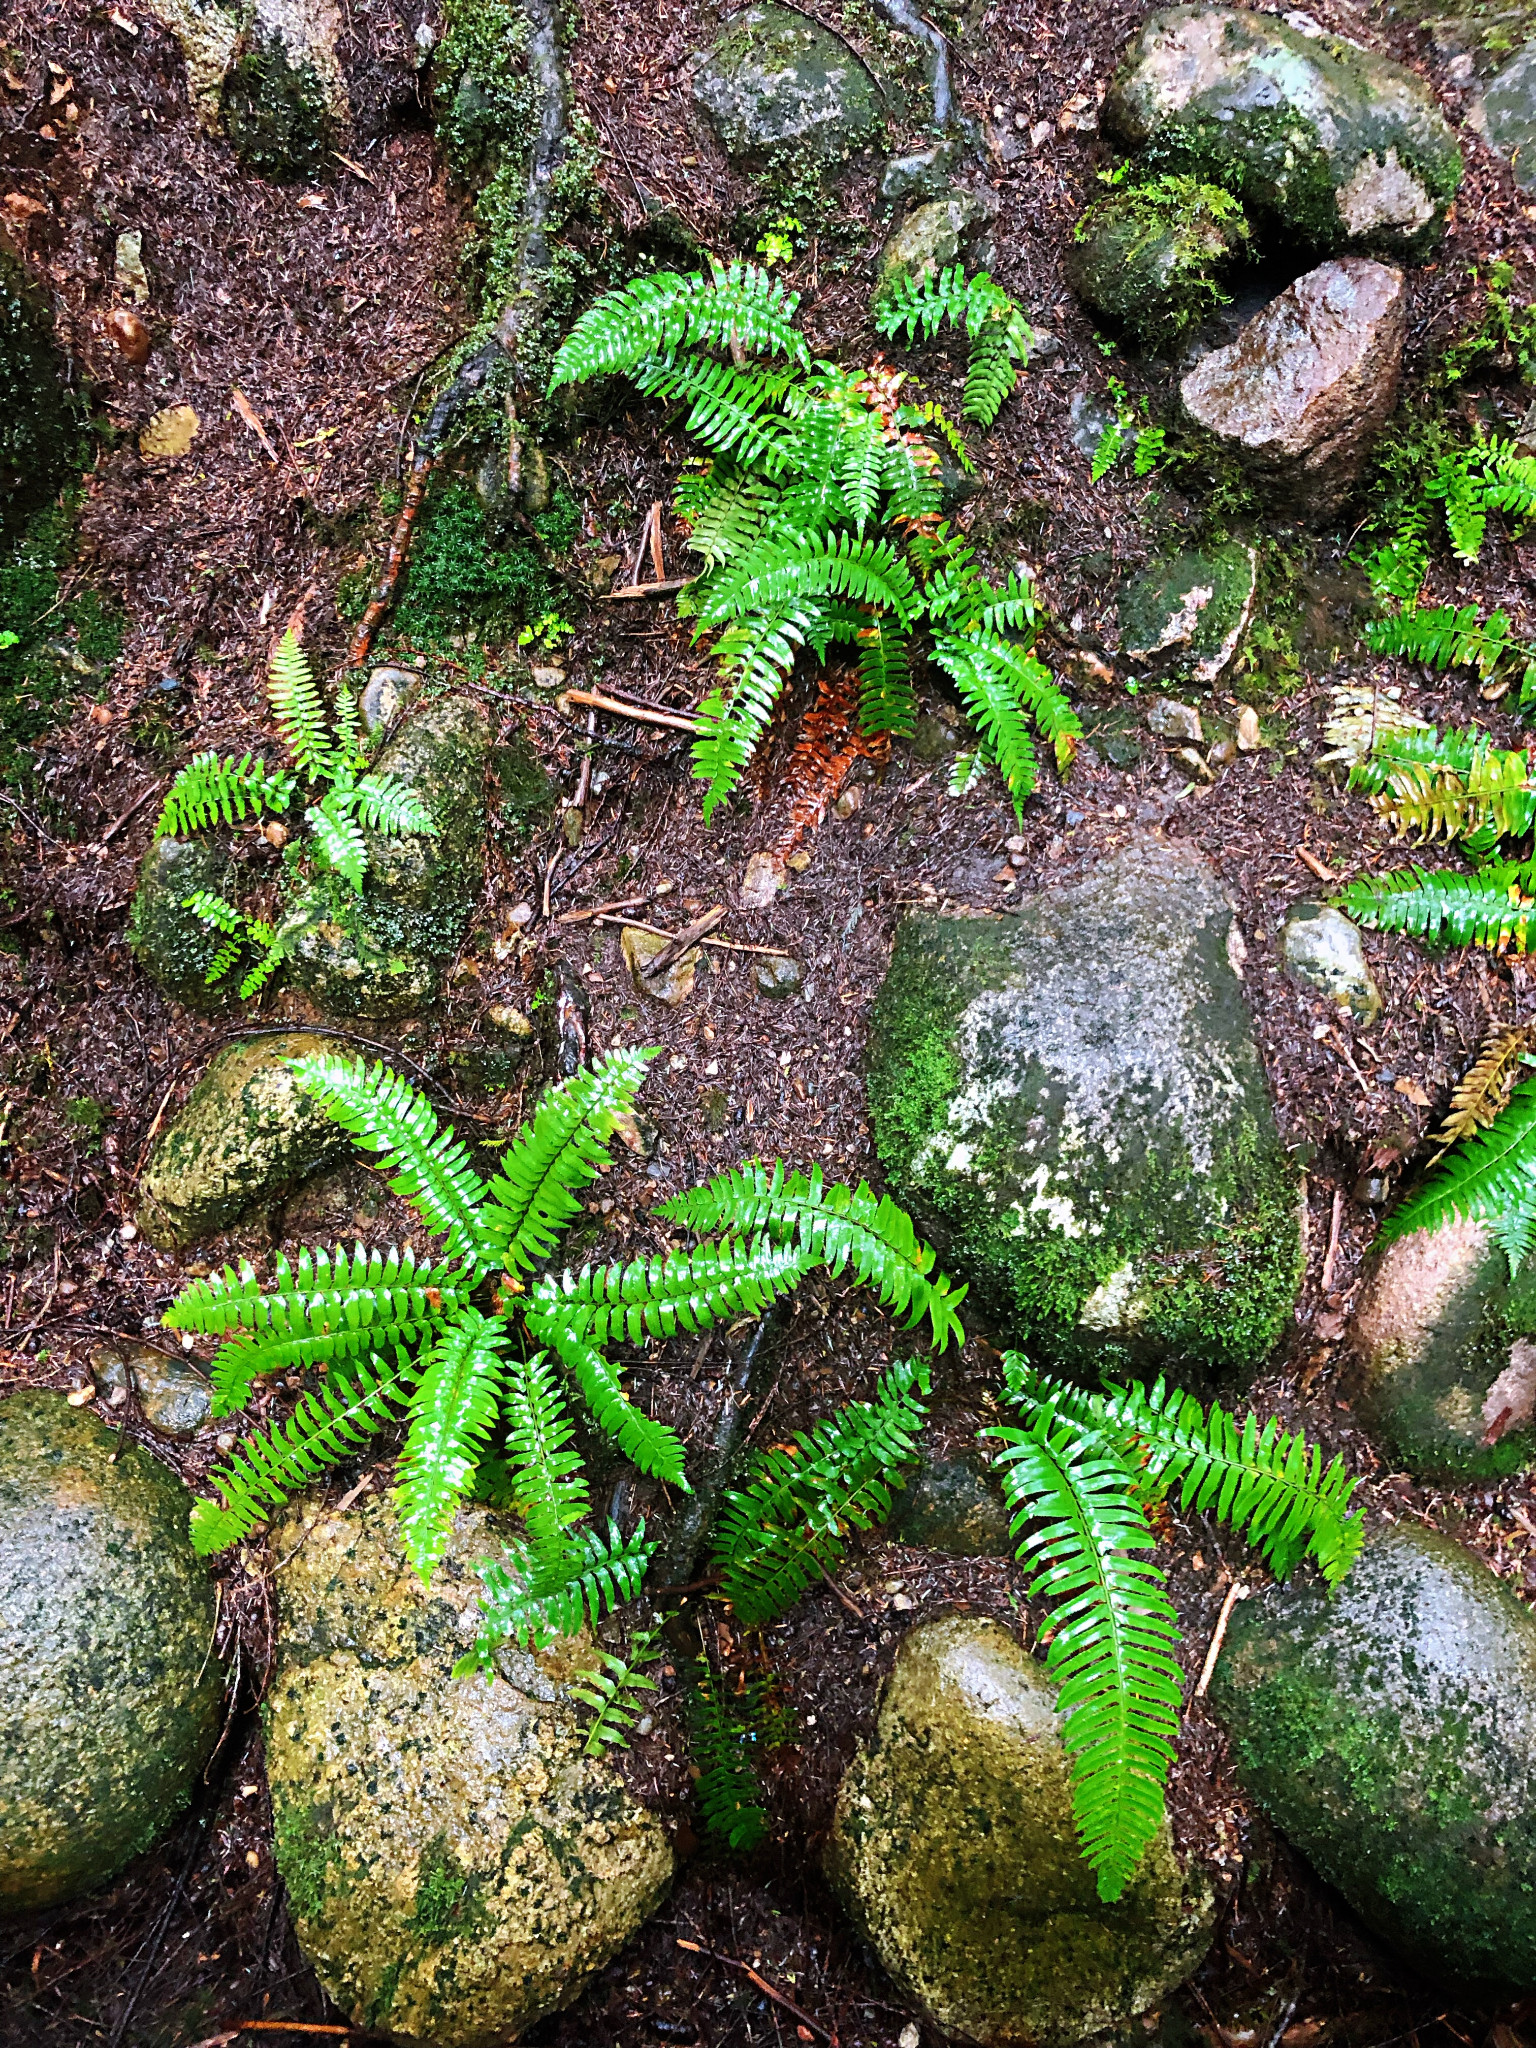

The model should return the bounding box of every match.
[137,1032,350,1249]
[691,3,881,168]
[0,1391,223,1912]
[1211,1523,1536,1993]
[265,1491,673,2046]
[827,1616,1214,2045]
[1280,901,1382,1025]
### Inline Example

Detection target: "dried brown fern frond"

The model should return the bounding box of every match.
[1431,1023,1534,1160]
[767,666,889,867]
[1319,685,1432,768]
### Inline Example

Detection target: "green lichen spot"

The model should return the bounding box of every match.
[274,1801,337,1923]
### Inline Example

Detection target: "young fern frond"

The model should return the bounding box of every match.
[238,925,287,1000]
[528,1238,811,1350]
[548,263,810,390]
[188,1349,415,1554]
[288,1053,491,1272]
[393,1306,508,1582]
[710,1359,930,1626]
[500,1346,591,1552]
[1432,1024,1532,1159]
[855,616,915,737]
[481,1047,656,1272]
[984,1404,1182,1903]
[1337,863,1536,953]
[343,773,437,837]
[962,315,1021,427]
[155,751,295,838]
[657,1160,966,1350]
[1380,1073,1536,1270]
[572,1631,661,1755]
[267,628,334,781]
[931,632,1038,819]
[181,889,246,936]
[688,1656,770,1851]
[306,792,370,891]
[526,1314,690,1485]
[456,1520,656,1665]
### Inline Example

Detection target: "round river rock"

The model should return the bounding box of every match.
[0,1390,223,1913]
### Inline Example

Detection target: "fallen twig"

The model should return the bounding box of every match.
[555,893,651,925]
[595,913,791,960]
[344,446,434,673]
[559,686,701,735]
[1194,1581,1250,1700]
[600,576,697,600]
[643,904,725,976]
[1295,845,1339,885]
[1319,1185,1344,1296]
[100,779,163,845]
[676,1938,838,2045]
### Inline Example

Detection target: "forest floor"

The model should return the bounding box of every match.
[3,0,1536,2041]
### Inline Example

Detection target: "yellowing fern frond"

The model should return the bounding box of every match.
[1432,1024,1533,1160]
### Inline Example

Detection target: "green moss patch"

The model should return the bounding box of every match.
[1066,175,1249,343]
[221,34,334,180]
[0,499,122,791]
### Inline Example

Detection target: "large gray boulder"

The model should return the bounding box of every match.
[137,1031,350,1248]
[266,1491,673,2047]
[1211,1523,1536,1995]
[1471,41,1536,191]
[0,1392,223,1912]
[1349,1215,1536,1479]
[281,692,492,1019]
[691,3,882,168]
[1103,6,1462,256]
[866,839,1303,1380]
[1181,258,1407,516]
[827,1616,1214,2046]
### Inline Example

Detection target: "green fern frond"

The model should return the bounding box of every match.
[1379,1073,1536,1269]
[155,751,295,838]
[930,632,1040,820]
[205,937,243,984]
[288,1052,491,1271]
[657,1160,966,1350]
[481,1047,656,1272]
[501,1346,590,1551]
[678,463,779,567]
[341,773,436,837]
[530,1237,811,1350]
[635,352,797,467]
[267,628,334,781]
[394,1306,508,1582]
[182,889,245,936]
[1338,862,1536,953]
[688,1655,770,1851]
[962,316,1020,427]
[949,749,988,795]
[572,1629,661,1755]
[238,926,288,1000]
[855,616,914,737]
[188,1349,415,1554]
[984,1404,1182,1903]
[710,1358,930,1626]
[1365,603,1536,701]
[691,601,811,822]
[549,263,810,390]
[307,791,370,891]
[700,529,921,633]
[457,1520,656,1663]
[527,1313,690,1486]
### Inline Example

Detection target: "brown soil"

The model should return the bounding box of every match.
[3,0,1536,2042]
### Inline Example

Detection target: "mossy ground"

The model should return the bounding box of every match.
[0,499,122,793]
[391,478,581,648]
[220,35,333,181]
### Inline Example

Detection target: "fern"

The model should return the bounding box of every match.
[529,1238,811,1349]
[985,1401,1182,1902]
[307,790,370,891]
[688,1656,771,1851]
[1380,1071,1536,1269]
[1366,603,1536,704]
[658,1160,966,1349]
[711,1359,930,1626]
[1432,1023,1532,1158]
[267,628,334,780]
[393,1307,507,1581]
[343,772,436,837]
[156,751,295,838]
[457,1520,656,1663]
[874,266,1032,426]
[549,262,810,390]
[1338,862,1536,953]
[526,1313,690,1485]
[571,1629,661,1754]
[1319,684,1433,768]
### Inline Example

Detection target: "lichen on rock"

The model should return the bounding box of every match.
[265,1491,673,2048]
[826,1615,1214,2046]
[1065,174,1249,344]
[0,1391,223,1913]
[866,839,1302,1379]
[128,833,244,1010]
[691,3,883,170]
[1118,541,1258,683]
[873,190,989,307]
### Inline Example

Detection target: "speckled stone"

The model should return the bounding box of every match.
[127,834,243,1012]
[265,1491,673,2047]
[0,1391,223,1912]
[1280,901,1382,1025]
[1210,1523,1536,1994]
[136,1032,351,1249]
[827,1616,1214,2046]
[691,2,881,167]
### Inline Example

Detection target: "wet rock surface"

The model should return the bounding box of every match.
[827,1616,1214,2046]
[128,834,243,1010]
[1280,901,1382,1024]
[265,1491,673,2048]
[1119,542,1257,682]
[0,1391,223,1913]
[884,1443,1015,1556]
[691,3,882,168]
[1104,5,1462,254]
[1471,40,1536,189]
[874,191,989,304]
[867,838,1302,1378]
[90,1343,214,1439]
[1181,259,1407,515]
[1350,1216,1536,1478]
[137,1031,350,1248]
[1211,1523,1536,1993]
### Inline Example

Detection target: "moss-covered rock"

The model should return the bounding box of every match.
[826,1616,1214,2046]
[1065,176,1249,344]
[137,1032,351,1249]
[0,1391,223,1913]
[1103,6,1462,257]
[282,692,497,1019]
[866,840,1302,1380]
[1210,1523,1536,1994]
[873,191,988,307]
[885,1443,1014,1557]
[265,1491,673,2047]
[691,3,883,170]
[128,834,243,1011]
[0,242,75,533]
[221,30,335,179]
[1349,1216,1536,1479]
[1118,542,1257,684]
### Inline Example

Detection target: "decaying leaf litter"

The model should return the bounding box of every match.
[5,0,1536,2036]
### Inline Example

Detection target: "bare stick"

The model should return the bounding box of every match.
[676,1940,838,2046]
[558,687,702,734]
[1319,1185,1344,1296]
[643,905,725,976]
[344,448,434,673]
[593,913,792,960]
[101,780,164,845]
[555,894,652,925]
[1194,1581,1250,1700]
[599,576,697,601]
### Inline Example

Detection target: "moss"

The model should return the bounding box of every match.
[436,0,534,179]
[0,247,77,531]
[1066,175,1249,343]
[221,33,333,180]
[0,497,122,790]
[394,480,553,646]
[410,1836,491,1942]
[274,1800,338,1923]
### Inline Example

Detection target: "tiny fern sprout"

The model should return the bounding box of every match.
[548,262,1078,824]
[163,1050,964,1669]
[985,1357,1362,1902]
[158,627,436,1002]
[571,1629,662,1755]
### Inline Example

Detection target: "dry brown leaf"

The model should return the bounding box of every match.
[138,404,199,460]
[231,388,280,464]
[1393,1076,1433,1108]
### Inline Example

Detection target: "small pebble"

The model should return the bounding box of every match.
[119,1221,137,1242]
[507,902,534,927]
[892,1592,914,1611]
[66,1384,95,1406]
